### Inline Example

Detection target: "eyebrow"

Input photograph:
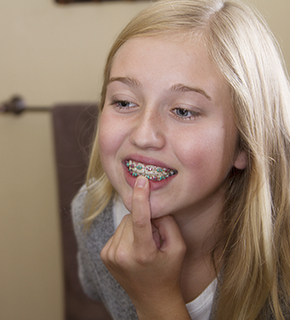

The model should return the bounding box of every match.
[170,83,212,101]
[108,77,141,88]
[108,77,211,101]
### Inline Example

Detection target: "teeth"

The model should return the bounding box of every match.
[125,160,177,181]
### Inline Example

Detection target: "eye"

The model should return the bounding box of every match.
[112,100,137,109]
[171,107,200,120]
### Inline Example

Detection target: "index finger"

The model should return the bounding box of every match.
[132,175,153,247]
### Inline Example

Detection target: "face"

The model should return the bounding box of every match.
[99,35,247,221]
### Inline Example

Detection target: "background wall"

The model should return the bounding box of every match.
[0,1,150,320]
[0,1,289,320]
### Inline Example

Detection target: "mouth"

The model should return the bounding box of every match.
[125,160,178,181]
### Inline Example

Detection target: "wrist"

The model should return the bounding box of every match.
[135,292,191,320]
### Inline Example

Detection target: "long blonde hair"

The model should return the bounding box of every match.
[83,0,290,318]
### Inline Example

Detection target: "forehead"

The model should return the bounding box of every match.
[109,35,230,104]
[112,34,213,73]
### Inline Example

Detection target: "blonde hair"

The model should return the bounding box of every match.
[83,0,290,318]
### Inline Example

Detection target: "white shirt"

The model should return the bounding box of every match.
[185,278,216,320]
[112,196,216,320]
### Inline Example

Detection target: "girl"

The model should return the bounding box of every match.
[72,0,290,319]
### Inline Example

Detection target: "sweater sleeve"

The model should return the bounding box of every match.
[71,187,102,301]
[71,187,139,319]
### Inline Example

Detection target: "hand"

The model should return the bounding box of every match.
[101,176,190,319]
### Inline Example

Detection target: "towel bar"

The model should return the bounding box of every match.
[0,96,51,115]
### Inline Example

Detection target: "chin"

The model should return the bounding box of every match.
[118,188,173,220]
[120,193,133,213]
[151,206,169,220]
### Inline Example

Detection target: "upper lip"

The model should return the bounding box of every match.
[124,154,176,170]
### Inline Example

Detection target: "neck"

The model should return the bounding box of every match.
[174,203,224,303]
[173,196,224,260]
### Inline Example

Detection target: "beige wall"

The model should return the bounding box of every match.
[0,1,289,320]
[0,1,150,320]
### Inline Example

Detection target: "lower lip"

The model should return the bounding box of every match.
[123,163,176,191]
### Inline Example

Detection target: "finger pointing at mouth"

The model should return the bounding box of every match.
[132,175,153,248]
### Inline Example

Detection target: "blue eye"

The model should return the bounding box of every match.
[172,107,200,120]
[175,108,190,117]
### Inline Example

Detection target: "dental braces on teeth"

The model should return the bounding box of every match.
[126,160,177,181]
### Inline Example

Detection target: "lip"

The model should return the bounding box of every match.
[123,154,177,191]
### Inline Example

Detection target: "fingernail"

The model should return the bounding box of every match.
[136,175,147,188]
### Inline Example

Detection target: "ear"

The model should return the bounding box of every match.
[233,150,248,170]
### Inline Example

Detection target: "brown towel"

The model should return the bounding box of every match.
[52,103,112,320]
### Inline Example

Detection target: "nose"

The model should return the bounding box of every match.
[129,106,166,150]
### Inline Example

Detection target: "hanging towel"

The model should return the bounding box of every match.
[52,103,112,320]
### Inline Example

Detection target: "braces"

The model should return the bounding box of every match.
[125,160,177,181]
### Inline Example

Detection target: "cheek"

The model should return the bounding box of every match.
[98,115,110,158]
[173,130,216,167]
[98,111,121,157]
[98,113,120,171]
[174,127,235,177]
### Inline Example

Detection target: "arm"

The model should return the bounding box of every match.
[101,176,190,320]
